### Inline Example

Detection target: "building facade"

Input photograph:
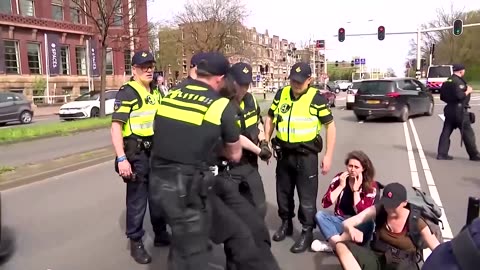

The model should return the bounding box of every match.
[0,0,148,101]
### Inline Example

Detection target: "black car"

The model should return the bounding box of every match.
[0,92,34,126]
[353,78,434,122]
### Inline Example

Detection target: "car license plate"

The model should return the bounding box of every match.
[366,100,380,104]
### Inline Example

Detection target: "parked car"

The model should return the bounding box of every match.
[313,84,336,107]
[58,90,118,120]
[346,81,362,110]
[335,80,352,91]
[0,92,34,126]
[353,78,434,122]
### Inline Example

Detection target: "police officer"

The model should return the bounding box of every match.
[264,62,337,253]
[173,52,206,89]
[437,64,480,161]
[221,62,271,217]
[111,51,170,264]
[148,52,245,269]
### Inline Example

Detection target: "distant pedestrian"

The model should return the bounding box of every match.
[437,64,480,161]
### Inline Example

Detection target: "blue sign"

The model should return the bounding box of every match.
[354,59,360,65]
[360,58,366,65]
[256,74,261,82]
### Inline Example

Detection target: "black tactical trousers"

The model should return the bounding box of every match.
[438,110,479,158]
[276,151,319,228]
[149,165,213,270]
[211,176,280,270]
[116,150,167,240]
[223,163,267,218]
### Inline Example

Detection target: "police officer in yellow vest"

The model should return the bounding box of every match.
[264,62,337,253]
[111,51,170,264]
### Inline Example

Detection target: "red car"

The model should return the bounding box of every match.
[313,84,337,107]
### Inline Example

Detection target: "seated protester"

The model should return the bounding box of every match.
[422,217,480,270]
[335,182,440,270]
[312,150,377,252]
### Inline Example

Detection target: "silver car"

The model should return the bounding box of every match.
[0,92,34,126]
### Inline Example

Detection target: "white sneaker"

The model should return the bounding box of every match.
[310,240,333,252]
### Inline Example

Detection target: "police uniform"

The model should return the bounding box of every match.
[437,64,480,161]
[268,62,334,253]
[112,51,169,264]
[148,52,262,270]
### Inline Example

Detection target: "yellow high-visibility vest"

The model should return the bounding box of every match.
[274,86,322,143]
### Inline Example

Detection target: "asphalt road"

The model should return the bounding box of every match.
[0,115,59,130]
[2,94,479,269]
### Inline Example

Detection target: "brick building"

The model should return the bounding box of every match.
[0,0,149,101]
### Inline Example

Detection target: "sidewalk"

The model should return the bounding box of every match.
[33,105,62,117]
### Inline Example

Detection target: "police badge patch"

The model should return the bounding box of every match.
[145,95,156,105]
[113,100,121,111]
[460,85,465,89]
[280,103,291,113]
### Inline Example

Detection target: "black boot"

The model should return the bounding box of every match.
[290,227,313,253]
[130,239,152,264]
[272,219,293,242]
[154,230,171,247]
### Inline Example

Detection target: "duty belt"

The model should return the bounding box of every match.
[124,136,153,151]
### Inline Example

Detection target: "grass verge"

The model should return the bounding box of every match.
[0,166,15,175]
[470,81,480,91]
[0,117,111,145]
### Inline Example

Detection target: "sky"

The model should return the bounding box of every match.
[147,0,480,76]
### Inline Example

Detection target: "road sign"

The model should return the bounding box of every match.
[360,58,366,65]
[354,59,360,65]
[256,75,261,82]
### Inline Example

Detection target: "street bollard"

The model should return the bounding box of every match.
[466,196,480,226]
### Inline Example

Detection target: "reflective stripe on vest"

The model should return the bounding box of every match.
[122,81,158,137]
[274,86,321,143]
[237,93,259,129]
[156,84,229,126]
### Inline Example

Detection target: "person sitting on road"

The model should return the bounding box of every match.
[335,182,440,270]
[311,150,377,252]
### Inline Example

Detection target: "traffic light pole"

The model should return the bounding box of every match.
[335,22,480,78]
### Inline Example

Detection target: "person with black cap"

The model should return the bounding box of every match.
[335,182,440,270]
[172,52,206,89]
[437,64,480,161]
[264,62,337,253]
[148,51,245,269]
[111,50,170,264]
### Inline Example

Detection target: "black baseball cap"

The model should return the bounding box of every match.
[229,62,253,85]
[190,52,206,68]
[132,51,155,66]
[378,182,407,209]
[288,62,312,83]
[452,64,465,72]
[196,52,230,76]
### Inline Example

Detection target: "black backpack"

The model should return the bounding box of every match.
[376,184,444,258]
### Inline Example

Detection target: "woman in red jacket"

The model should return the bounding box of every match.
[312,150,377,252]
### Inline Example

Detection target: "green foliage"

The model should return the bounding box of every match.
[327,64,356,80]
[157,26,183,73]
[32,76,46,96]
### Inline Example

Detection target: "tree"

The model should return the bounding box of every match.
[406,7,480,81]
[174,0,249,56]
[148,22,160,53]
[71,0,150,117]
[157,26,183,79]
[386,68,396,77]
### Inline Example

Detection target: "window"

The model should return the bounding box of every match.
[105,48,113,75]
[79,87,89,95]
[124,50,131,75]
[60,46,70,75]
[19,0,34,16]
[75,47,87,75]
[358,81,395,95]
[4,40,20,74]
[400,80,417,91]
[0,0,12,14]
[27,43,41,74]
[113,2,123,26]
[0,93,15,103]
[51,0,63,21]
[69,0,80,23]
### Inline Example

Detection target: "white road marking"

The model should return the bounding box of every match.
[336,97,346,101]
[403,122,421,188]
[438,114,445,121]
[405,119,454,260]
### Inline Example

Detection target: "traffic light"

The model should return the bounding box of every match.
[377,26,385,40]
[335,61,339,67]
[338,28,345,42]
[453,19,463,36]
[351,60,354,67]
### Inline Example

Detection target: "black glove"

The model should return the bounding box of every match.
[259,145,272,161]
[259,140,269,148]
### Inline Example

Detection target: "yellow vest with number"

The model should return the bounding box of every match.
[122,81,158,137]
[274,86,321,143]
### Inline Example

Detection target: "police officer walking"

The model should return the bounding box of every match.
[264,62,337,253]
[111,51,170,264]
[437,64,480,161]
[148,52,244,269]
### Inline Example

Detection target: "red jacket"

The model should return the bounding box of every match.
[321,172,378,217]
